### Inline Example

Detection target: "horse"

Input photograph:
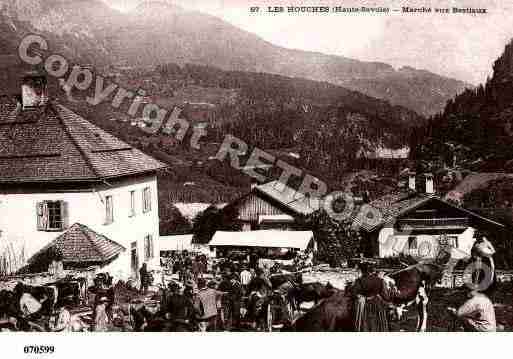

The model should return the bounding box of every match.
[288,255,450,332]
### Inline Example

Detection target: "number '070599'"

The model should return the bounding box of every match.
[23,345,55,354]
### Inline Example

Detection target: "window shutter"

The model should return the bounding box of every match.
[149,235,154,259]
[36,202,44,230]
[60,200,69,230]
[41,201,49,230]
[144,235,149,260]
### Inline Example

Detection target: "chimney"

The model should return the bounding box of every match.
[425,173,434,194]
[21,72,48,110]
[250,179,258,191]
[408,172,416,192]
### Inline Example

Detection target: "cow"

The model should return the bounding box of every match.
[287,256,449,332]
[291,282,337,312]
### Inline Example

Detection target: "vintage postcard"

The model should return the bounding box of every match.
[1,0,513,356]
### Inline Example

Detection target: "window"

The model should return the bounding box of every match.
[105,195,114,224]
[439,234,458,248]
[36,201,68,231]
[448,236,458,248]
[144,234,154,260]
[129,190,136,217]
[408,236,418,250]
[142,187,151,213]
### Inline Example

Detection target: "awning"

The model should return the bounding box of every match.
[209,230,313,250]
[160,234,194,251]
[258,214,295,224]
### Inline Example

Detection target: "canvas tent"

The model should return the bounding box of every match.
[160,234,212,256]
[209,230,314,251]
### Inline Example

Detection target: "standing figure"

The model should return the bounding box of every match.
[351,262,396,332]
[166,280,200,331]
[49,299,72,332]
[196,278,218,332]
[139,263,150,294]
[93,296,110,332]
[240,265,253,296]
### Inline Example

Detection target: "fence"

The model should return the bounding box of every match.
[303,267,513,290]
[440,269,513,289]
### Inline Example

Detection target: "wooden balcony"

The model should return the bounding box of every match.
[397,217,469,230]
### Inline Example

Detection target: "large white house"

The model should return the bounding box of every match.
[0,73,167,280]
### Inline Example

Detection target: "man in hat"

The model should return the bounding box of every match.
[130,298,152,332]
[229,274,243,330]
[351,261,395,332]
[196,278,218,331]
[217,270,239,331]
[166,280,199,331]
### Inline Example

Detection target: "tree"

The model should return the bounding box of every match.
[191,205,240,245]
[299,209,362,267]
[159,204,192,236]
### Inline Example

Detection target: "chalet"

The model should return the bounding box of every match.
[355,145,410,172]
[0,73,167,279]
[227,180,316,231]
[356,173,505,260]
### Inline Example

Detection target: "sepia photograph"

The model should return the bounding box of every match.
[1,1,513,354]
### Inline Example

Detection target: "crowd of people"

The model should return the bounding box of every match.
[0,237,501,332]
[137,251,285,332]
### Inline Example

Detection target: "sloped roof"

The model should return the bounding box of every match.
[354,191,504,232]
[209,230,313,250]
[254,180,317,216]
[445,172,513,202]
[0,99,167,183]
[174,202,212,220]
[28,223,125,264]
[352,191,428,231]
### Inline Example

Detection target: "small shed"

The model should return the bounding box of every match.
[26,223,125,272]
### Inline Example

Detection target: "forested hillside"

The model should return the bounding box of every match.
[412,39,513,173]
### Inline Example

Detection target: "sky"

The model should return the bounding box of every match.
[104,0,513,85]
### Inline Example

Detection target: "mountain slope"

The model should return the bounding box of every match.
[0,0,469,116]
[412,38,513,173]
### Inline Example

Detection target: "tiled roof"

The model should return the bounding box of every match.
[28,223,125,264]
[352,190,429,231]
[0,98,167,183]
